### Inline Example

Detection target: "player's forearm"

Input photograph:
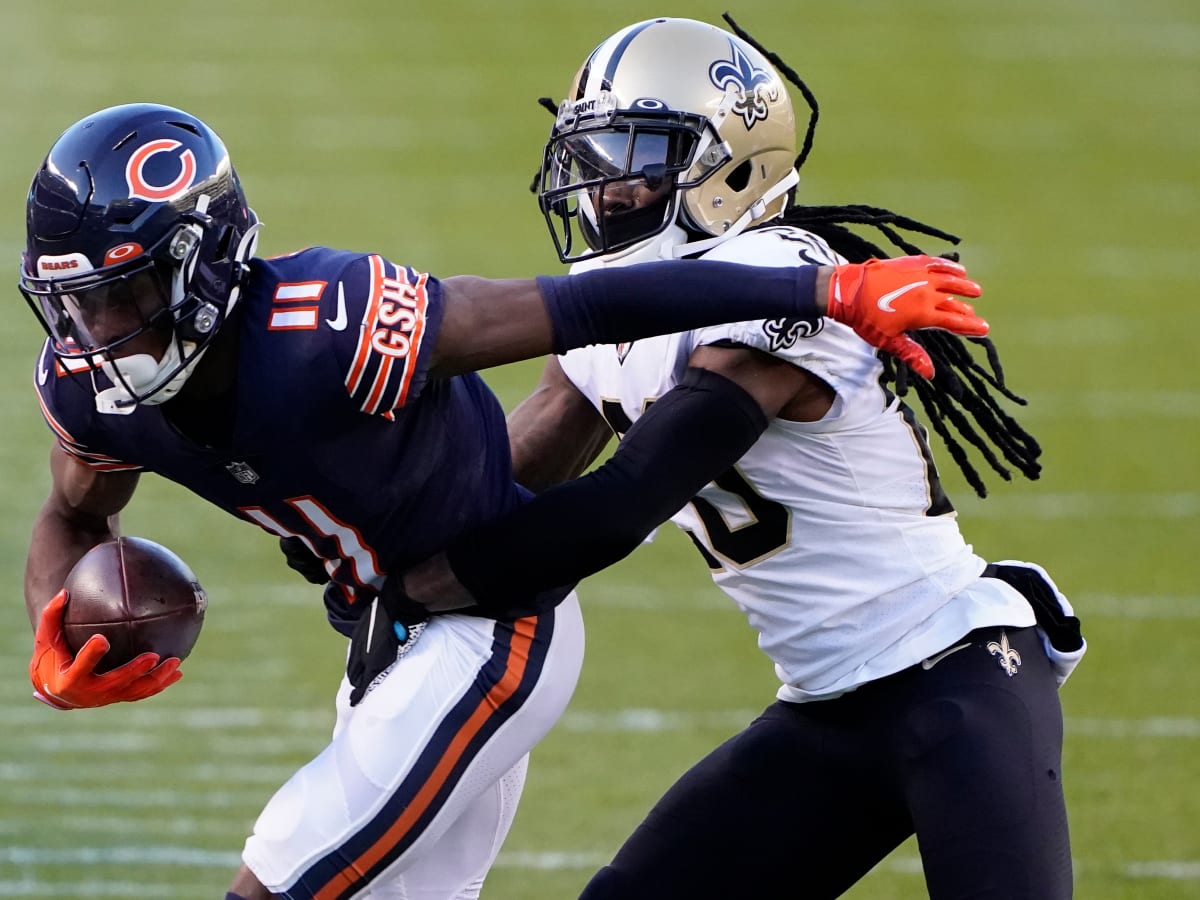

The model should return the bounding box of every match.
[26,448,138,627]
[507,362,612,492]
[400,552,476,614]
[437,367,768,612]
[538,262,825,355]
[24,501,117,628]
[433,264,830,376]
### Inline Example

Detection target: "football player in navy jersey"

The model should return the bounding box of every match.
[18,103,988,899]
[379,17,1086,900]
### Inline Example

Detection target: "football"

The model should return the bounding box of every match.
[62,537,208,673]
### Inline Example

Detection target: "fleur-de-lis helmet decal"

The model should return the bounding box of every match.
[709,41,781,130]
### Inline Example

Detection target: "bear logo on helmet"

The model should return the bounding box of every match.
[125,139,198,202]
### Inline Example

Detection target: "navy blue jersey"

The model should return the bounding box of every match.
[34,247,526,634]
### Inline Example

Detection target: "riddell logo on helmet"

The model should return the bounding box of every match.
[104,243,144,265]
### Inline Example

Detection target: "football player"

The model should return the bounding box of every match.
[386,17,1087,899]
[17,104,986,899]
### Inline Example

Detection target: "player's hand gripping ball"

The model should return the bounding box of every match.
[63,537,208,673]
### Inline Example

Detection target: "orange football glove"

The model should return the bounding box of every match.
[29,589,183,710]
[826,255,987,379]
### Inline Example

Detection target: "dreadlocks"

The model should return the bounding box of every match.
[724,13,1042,497]
[772,203,1042,497]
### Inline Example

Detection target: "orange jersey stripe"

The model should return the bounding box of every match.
[361,268,418,414]
[34,387,77,445]
[312,616,538,899]
[361,345,395,415]
[345,255,387,396]
[389,272,429,409]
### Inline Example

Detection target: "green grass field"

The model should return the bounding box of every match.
[1,1,1197,897]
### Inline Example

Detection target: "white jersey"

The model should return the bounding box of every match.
[560,227,1034,701]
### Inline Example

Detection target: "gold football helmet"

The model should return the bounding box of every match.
[539,17,798,263]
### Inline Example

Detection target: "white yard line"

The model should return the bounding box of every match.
[0,847,1195,882]
[0,705,331,729]
[0,761,295,784]
[1019,390,1200,420]
[1,787,252,809]
[955,492,1199,520]
[0,881,214,898]
[556,710,1200,739]
[1076,593,1200,619]
[7,710,1191,753]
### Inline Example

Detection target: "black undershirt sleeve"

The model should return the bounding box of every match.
[537,261,819,354]
[445,367,769,613]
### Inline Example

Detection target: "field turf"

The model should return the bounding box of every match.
[0,1,1196,897]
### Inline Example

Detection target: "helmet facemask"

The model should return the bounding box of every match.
[21,197,258,414]
[539,95,731,263]
[21,103,261,414]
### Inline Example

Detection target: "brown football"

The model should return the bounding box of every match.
[62,537,207,673]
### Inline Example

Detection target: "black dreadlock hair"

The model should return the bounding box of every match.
[721,12,1041,497]
[532,15,1042,497]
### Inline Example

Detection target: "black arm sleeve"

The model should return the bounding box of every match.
[445,367,769,611]
[538,261,819,354]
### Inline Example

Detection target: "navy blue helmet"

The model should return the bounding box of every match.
[20,103,260,411]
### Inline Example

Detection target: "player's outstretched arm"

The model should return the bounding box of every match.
[827,256,986,378]
[400,363,776,615]
[26,446,181,709]
[432,256,985,378]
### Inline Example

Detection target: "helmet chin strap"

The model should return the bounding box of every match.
[668,168,800,258]
[93,340,206,415]
[224,218,262,316]
[574,224,692,272]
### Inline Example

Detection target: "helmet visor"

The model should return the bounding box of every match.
[545,125,701,192]
[557,130,677,184]
[539,113,726,262]
[21,262,173,359]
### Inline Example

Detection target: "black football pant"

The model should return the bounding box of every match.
[579,625,1071,899]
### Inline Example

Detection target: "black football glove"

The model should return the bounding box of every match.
[279,537,329,586]
[983,562,1083,652]
[346,574,429,706]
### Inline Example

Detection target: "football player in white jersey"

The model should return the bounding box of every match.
[385,16,1087,900]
